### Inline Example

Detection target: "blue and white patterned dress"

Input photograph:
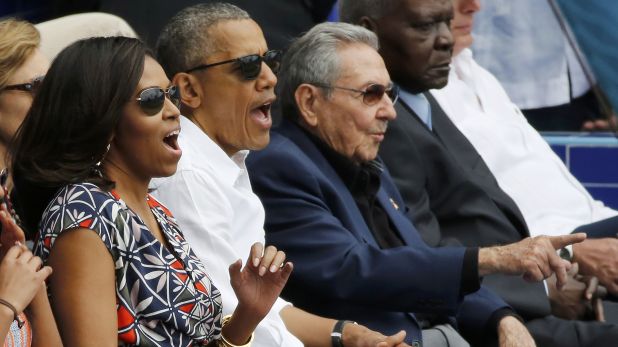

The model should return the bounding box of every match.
[35,183,222,346]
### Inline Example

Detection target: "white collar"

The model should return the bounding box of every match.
[178,116,249,187]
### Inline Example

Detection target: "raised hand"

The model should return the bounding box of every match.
[229,242,293,318]
[223,242,293,345]
[0,243,52,314]
[479,233,586,289]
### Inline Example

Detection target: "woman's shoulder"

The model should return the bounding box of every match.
[50,183,117,212]
[37,183,121,259]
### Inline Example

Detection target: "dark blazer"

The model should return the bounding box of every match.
[378,94,551,320]
[247,119,509,344]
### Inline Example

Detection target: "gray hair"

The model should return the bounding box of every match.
[156,2,250,78]
[339,0,392,24]
[279,22,379,121]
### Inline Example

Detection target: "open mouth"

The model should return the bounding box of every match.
[250,101,273,129]
[256,102,272,119]
[163,129,180,150]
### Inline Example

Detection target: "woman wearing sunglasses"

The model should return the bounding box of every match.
[9,36,292,347]
[0,18,62,347]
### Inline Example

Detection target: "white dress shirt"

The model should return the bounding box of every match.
[430,49,617,237]
[151,116,302,347]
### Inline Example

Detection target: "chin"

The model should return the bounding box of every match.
[154,164,179,178]
[248,134,271,151]
[428,77,450,91]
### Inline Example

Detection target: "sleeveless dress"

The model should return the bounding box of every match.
[3,314,31,347]
[35,183,222,346]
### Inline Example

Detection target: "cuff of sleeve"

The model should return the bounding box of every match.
[460,247,481,295]
[487,307,523,335]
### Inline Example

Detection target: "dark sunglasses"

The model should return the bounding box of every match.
[184,50,282,80]
[312,82,399,106]
[136,86,181,115]
[2,75,44,95]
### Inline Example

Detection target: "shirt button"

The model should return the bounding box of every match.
[412,341,422,347]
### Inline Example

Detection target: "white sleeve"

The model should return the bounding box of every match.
[151,170,302,347]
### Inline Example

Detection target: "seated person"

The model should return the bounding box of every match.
[246,21,584,347]
[0,18,60,347]
[152,3,408,346]
[471,0,609,131]
[339,0,618,345]
[429,0,618,294]
[9,36,291,346]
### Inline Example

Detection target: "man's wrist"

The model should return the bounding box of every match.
[333,320,357,347]
[478,246,501,276]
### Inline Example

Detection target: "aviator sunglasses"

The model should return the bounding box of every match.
[1,75,44,95]
[184,50,283,80]
[311,82,400,106]
[136,86,181,115]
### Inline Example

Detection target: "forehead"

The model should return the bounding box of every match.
[387,0,453,21]
[206,19,267,60]
[7,48,49,84]
[137,56,170,90]
[335,43,390,86]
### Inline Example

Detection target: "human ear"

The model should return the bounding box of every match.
[172,73,202,109]
[359,16,378,33]
[294,84,322,128]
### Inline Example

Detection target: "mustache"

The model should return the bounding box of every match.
[369,121,388,134]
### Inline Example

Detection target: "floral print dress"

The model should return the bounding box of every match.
[35,183,222,346]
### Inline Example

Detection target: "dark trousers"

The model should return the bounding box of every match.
[523,90,603,131]
[526,316,618,347]
[574,215,618,239]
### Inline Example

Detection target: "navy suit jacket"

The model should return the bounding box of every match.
[247,120,509,343]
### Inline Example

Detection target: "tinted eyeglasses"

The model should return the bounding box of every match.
[184,50,282,80]
[312,82,399,106]
[136,86,181,115]
[1,76,44,95]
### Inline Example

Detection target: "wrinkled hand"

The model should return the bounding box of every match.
[573,238,618,295]
[498,316,536,347]
[0,208,26,260]
[342,323,410,347]
[229,242,293,320]
[548,263,606,321]
[479,233,586,290]
[0,242,52,314]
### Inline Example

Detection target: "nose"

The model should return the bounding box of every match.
[468,0,481,13]
[378,96,397,121]
[435,21,454,51]
[163,98,181,120]
[256,61,278,91]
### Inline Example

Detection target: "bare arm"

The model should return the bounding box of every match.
[280,306,409,347]
[47,228,117,347]
[26,285,62,347]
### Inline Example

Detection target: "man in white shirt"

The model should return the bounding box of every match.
[471,0,610,131]
[430,0,618,295]
[151,3,408,347]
